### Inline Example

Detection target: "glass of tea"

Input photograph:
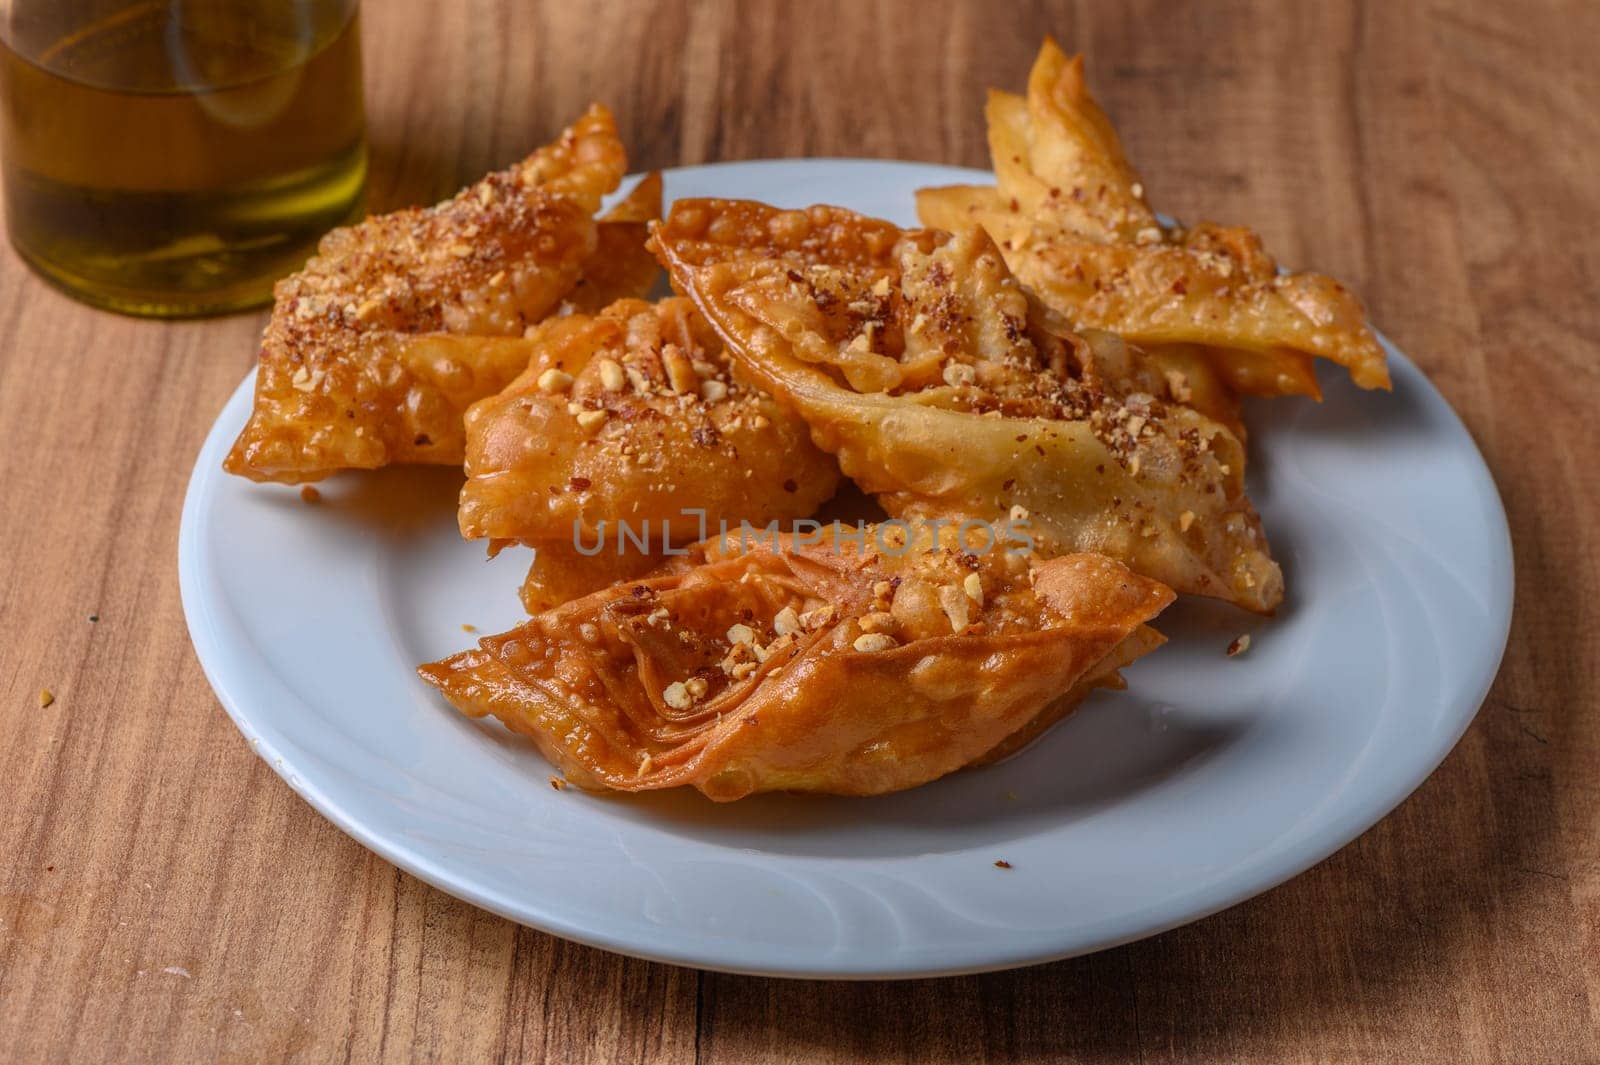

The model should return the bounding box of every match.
[0,0,366,317]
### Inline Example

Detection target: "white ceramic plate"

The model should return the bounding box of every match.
[179,160,1513,979]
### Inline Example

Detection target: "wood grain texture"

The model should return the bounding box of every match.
[1,0,1595,1061]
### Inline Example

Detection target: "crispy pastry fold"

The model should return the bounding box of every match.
[225,106,661,483]
[654,198,1283,611]
[457,296,840,611]
[915,39,1389,396]
[420,528,1173,800]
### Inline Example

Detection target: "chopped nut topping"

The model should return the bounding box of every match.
[963,572,984,605]
[773,606,801,636]
[852,633,898,653]
[859,611,897,634]
[299,485,322,504]
[537,368,574,393]
[1009,504,1030,523]
[701,379,729,404]
[726,623,757,646]
[624,365,651,393]
[38,688,54,708]
[663,681,692,709]
[596,358,625,392]
[549,776,566,791]
[799,605,836,630]
[1179,510,1196,533]
[729,661,758,680]
[938,585,971,632]
[751,414,770,430]
[942,362,976,387]
[1164,369,1192,403]
[1226,634,1251,657]
[663,343,696,393]
[575,409,607,431]
[871,274,892,297]
[578,623,599,642]
[684,676,710,699]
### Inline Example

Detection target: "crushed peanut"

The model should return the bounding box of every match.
[938,585,971,632]
[596,358,625,392]
[1179,510,1196,533]
[799,605,835,630]
[858,611,898,634]
[963,571,984,605]
[1226,634,1252,657]
[684,676,710,699]
[942,362,976,387]
[773,606,801,636]
[39,688,54,708]
[726,623,757,646]
[852,633,898,653]
[662,681,692,709]
[700,379,728,403]
[537,368,574,393]
[575,409,607,431]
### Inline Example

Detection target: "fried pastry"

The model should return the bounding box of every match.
[224,105,652,483]
[655,197,1283,611]
[418,526,1173,800]
[458,297,841,611]
[916,39,1389,395]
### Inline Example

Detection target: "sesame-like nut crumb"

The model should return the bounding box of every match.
[1226,634,1252,657]
[537,368,574,393]
[852,633,898,653]
[701,379,728,403]
[663,681,692,709]
[575,409,607,431]
[773,606,801,636]
[300,485,322,504]
[460,623,477,633]
[1128,454,1142,477]
[596,359,625,392]
[963,572,984,605]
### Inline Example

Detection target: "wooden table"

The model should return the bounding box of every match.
[3,1,1595,1061]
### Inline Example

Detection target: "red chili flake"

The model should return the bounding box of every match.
[994,860,1012,869]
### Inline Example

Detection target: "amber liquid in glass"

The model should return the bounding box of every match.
[0,2,366,316]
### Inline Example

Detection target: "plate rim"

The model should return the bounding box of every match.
[179,158,1515,979]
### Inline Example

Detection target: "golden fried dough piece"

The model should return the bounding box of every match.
[562,171,665,314]
[458,297,840,611]
[517,541,666,614]
[656,198,1283,611]
[224,105,627,484]
[419,527,1173,800]
[916,40,1389,394]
